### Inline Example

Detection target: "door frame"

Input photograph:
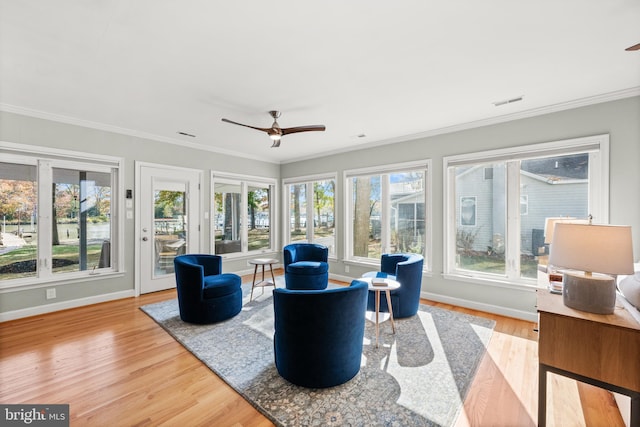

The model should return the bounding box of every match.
[134,161,203,296]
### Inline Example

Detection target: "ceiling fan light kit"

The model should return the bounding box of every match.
[222,110,325,147]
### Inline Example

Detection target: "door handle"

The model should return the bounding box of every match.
[142,237,148,241]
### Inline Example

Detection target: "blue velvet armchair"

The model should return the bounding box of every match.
[283,243,329,290]
[174,254,242,324]
[273,280,368,388]
[363,253,424,318]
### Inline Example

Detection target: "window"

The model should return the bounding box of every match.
[212,172,275,256]
[444,134,608,285]
[0,162,37,280]
[345,161,431,268]
[0,142,122,287]
[460,196,477,226]
[283,175,336,256]
[520,194,529,216]
[52,167,113,274]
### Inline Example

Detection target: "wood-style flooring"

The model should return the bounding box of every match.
[0,273,625,426]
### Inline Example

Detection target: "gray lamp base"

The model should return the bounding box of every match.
[562,271,616,315]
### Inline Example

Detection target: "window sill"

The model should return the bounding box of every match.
[344,258,433,276]
[442,272,541,292]
[344,259,380,269]
[0,270,126,293]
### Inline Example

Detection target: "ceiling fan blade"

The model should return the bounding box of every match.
[222,112,325,147]
[281,125,326,136]
[221,118,271,133]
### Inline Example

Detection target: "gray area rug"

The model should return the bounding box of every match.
[141,279,495,427]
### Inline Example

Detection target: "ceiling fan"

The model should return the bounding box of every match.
[221,110,326,147]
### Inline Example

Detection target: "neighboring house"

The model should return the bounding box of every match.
[456,154,588,255]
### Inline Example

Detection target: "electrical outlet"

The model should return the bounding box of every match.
[345,265,350,273]
[46,288,56,300]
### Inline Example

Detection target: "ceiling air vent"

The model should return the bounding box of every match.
[493,96,524,107]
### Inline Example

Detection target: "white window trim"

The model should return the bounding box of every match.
[210,171,278,258]
[282,172,338,258]
[442,134,610,287]
[343,159,432,271]
[0,141,124,291]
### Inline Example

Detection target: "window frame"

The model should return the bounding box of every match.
[443,134,609,288]
[0,141,124,290]
[210,171,277,258]
[343,160,432,270]
[282,172,337,258]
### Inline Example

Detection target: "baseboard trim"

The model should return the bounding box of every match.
[330,273,538,321]
[0,290,136,322]
[420,291,537,322]
[330,273,357,283]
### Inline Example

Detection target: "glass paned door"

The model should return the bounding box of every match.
[153,189,186,275]
[139,164,200,294]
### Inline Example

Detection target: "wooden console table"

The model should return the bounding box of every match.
[537,289,640,426]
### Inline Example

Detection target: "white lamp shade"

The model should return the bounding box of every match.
[543,217,588,244]
[548,223,634,275]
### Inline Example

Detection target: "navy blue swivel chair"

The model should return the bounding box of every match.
[362,253,424,318]
[283,243,329,290]
[174,254,242,324]
[273,280,368,388]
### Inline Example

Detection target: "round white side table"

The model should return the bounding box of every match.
[248,258,279,301]
[360,277,401,348]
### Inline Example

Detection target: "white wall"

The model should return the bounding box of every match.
[0,111,280,319]
[1,96,638,320]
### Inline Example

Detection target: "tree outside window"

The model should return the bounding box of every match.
[285,177,336,255]
[347,163,429,266]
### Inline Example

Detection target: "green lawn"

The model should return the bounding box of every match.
[458,253,538,278]
[0,243,103,280]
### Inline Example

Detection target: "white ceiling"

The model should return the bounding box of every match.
[1,1,639,164]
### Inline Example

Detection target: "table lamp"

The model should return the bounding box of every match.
[543,217,590,245]
[543,217,588,293]
[548,222,634,314]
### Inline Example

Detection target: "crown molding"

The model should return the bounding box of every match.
[3,86,638,166]
[282,87,640,164]
[0,103,279,164]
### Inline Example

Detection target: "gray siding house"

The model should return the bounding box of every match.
[456,154,588,256]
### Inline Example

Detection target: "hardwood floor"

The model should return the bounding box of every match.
[0,273,625,426]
